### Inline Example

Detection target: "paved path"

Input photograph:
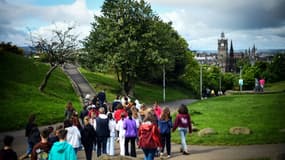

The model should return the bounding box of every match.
[1,64,284,160]
[63,63,96,98]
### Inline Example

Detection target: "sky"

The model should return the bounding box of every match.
[0,0,285,51]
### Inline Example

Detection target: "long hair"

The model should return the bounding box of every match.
[160,107,171,121]
[178,104,188,114]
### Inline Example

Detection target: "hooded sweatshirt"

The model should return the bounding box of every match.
[48,141,77,160]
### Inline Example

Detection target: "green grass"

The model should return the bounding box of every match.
[79,68,192,104]
[265,81,285,92]
[0,53,81,132]
[171,92,285,145]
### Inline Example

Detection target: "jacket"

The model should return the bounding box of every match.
[123,118,137,138]
[48,141,77,160]
[172,113,192,133]
[138,122,161,149]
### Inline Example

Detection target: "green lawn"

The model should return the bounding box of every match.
[171,92,285,145]
[0,53,81,131]
[79,68,192,104]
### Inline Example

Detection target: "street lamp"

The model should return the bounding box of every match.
[200,65,203,100]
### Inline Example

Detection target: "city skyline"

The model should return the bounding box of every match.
[0,0,284,50]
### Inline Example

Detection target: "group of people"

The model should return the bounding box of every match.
[1,93,193,160]
[255,77,265,93]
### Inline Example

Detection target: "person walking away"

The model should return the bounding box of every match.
[106,113,116,156]
[172,104,192,155]
[20,114,40,160]
[81,116,96,160]
[158,107,172,158]
[259,77,265,92]
[123,110,138,157]
[0,135,17,160]
[116,112,126,156]
[254,78,260,93]
[138,111,161,160]
[94,107,110,157]
[31,128,52,160]
[97,90,106,107]
[64,119,81,154]
[48,129,77,160]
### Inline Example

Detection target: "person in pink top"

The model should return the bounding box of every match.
[259,78,265,92]
[153,101,162,119]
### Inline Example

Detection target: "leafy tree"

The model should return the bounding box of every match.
[267,53,285,82]
[29,26,78,92]
[84,0,189,95]
[0,42,24,55]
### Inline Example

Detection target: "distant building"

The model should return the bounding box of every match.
[217,32,228,72]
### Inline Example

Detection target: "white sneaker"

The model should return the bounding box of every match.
[160,152,164,157]
[167,155,171,158]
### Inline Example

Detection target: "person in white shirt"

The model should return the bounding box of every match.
[116,112,126,156]
[64,119,81,154]
[106,112,116,156]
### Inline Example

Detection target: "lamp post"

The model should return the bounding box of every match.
[200,65,203,99]
[163,64,166,102]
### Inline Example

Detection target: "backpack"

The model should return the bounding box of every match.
[36,148,48,160]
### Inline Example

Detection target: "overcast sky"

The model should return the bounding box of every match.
[0,0,284,50]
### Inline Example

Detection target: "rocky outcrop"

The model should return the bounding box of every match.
[198,128,217,136]
[229,127,251,135]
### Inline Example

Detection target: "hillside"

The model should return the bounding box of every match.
[0,53,81,132]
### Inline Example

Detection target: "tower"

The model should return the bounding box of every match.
[228,40,235,72]
[218,32,228,72]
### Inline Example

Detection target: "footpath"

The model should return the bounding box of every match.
[0,64,284,160]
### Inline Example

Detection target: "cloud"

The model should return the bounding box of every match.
[0,0,98,46]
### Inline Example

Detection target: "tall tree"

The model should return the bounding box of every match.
[84,0,189,95]
[29,26,78,92]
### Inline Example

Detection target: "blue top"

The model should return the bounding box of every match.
[123,118,138,138]
[158,119,172,134]
[48,141,77,160]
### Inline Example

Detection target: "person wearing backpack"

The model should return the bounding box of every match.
[158,107,172,158]
[31,128,52,160]
[138,111,161,160]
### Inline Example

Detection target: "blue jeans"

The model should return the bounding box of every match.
[178,127,188,151]
[142,148,156,160]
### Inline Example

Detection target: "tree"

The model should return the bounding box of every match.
[84,0,189,95]
[29,26,78,92]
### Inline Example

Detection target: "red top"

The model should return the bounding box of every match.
[172,113,192,133]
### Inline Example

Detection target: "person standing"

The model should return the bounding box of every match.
[158,107,172,158]
[138,112,161,160]
[116,112,126,156]
[153,101,162,119]
[81,116,96,160]
[172,104,192,155]
[123,110,138,157]
[64,101,75,120]
[20,114,40,160]
[259,77,265,92]
[94,107,110,157]
[0,135,17,160]
[31,128,52,160]
[106,113,116,156]
[48,129,77,160]
[64,119,81,154]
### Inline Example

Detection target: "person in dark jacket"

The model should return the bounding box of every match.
[81,116,96,160]
[172,104,192,155]
[0,135,17,160]
[94,107,110,157]
[31,128,52,160]
[20,114,40,160]
[158,107,172,158]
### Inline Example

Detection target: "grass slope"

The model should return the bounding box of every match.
[79,68,192,104]
[0,53,81,132]
[171,92,285,145]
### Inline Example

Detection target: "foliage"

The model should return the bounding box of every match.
[172,92,285,145]
[267,53,285,82]
[0,53,81,132]
[29,25,79,92]
[0,41,24,55]
[83,0,189,95]
[79,68,192,104]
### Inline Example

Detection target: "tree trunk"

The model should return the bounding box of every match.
[39,65,58,92]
